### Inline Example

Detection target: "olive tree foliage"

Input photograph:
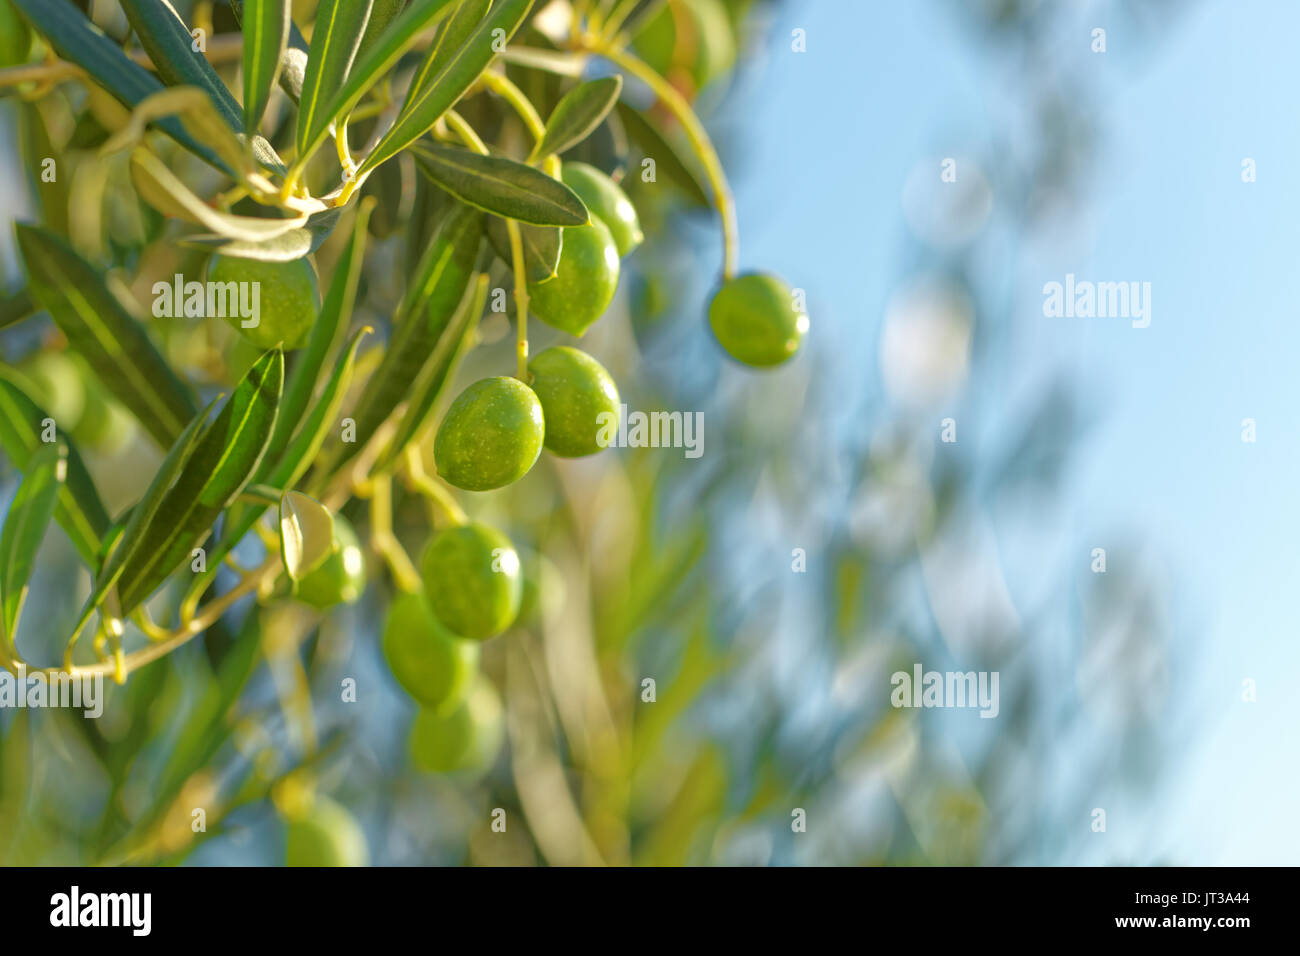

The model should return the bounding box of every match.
[0,0,809,864]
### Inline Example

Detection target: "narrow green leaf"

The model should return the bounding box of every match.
[10,0,223,169]
[405,0,490,102]
[296,0,375,158]
[230,0,310,102]
[15,224,198,449]
[485,215,560,283]
[0,287,35,332]
[533,76,623,160]
[356,0,408,61]
[374,272,487,472]
[261,203,370,473]
[101,87,253,181]
[242,0,291,135]
[412,141,587,226]
[615,100,710,208]
[298,0,457,168]
[0,379,109,567]
[279,491,334,580]
[129,148,306,241]
[115,349,283,613]
[0,441,66,652]
[319,203,480,478]
[354,0,534,179]
[75,396,218,635]
[119,0,244,130]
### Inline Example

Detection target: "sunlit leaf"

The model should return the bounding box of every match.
[242,0,291,135]
[279,491,334,580]
[296,0,374,158]
[412,141,587,226]
[533,76,622,160]
[0,441,66,655]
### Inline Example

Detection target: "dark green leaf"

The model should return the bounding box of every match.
[296,0,457,170]
[242,0,291,134]
[297,0,374,158]
[0,287,35,332]
[0,378,110,567]
[412,141,587,226]
[356,0,408,61]
[114,350,283,613]
[0,441,66,654]
[615,100,710,208]
[404,0,490,101]
[230,0,310,102]
[15,223,198,449]
[354,0,533,178]
[485,215,560,283]
[533,76,623,160]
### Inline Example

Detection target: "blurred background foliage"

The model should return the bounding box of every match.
[0,0,1187,865]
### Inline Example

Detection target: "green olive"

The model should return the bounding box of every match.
[708,272,808,368]
[561,162,643,256]
[0,1,32,68]
[433,376,544,492]
[285,796,369,867]
[293,516,366,608]
[19,351,85,429]
[527,346,620,458]
[206,254,319,351]
[382,590,479,711]
[420,522,522,641]
[631,0,735,93]
[526,219,620,338]
[409,677,505,774]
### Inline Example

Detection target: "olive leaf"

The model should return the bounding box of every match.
[279,491,335,580]
[230,0,310,103]
[295,0,458,170]
[354,0,535,179]
[15,223,198,449]
[412,142,587,226]
[185,327,369,611]
[374,273,489,473]
[485,216,561,283]
[615,100,711,208]
[0,441,67,658]
[70,395,219,640]
[319,203,481,478]
[356,0,409,62]
[0,288,35,332]
[101,88,254,181]
[242,0,291,135]
[129,148,307,241]
[405,0,491,102]
[0,379,110,569]
[9,0,225,170]
[532,76,623,161]
[261,204,370,472]
[117,0,286,172]
[296,0,374,159]
[114,349,283,614]
[182,208,341,262]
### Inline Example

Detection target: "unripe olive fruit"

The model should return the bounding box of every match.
[708,272,809,368]
[285,796,369,867]
[293,516,366,608]
[433,376,544,492]
[206,254,319,351]
[409,677,505,774]
[561,162,643,256]
[526,219,620,337]
[420,522,522,641]
[527,346,620,458]
[632,0,735,93]
[382,590,479,711]
[19,351,85,428]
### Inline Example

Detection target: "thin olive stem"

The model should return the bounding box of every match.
[368,477,423,593]
[507,220,531,379]
[599,0,647,42]
[480,71,561,176]
[445,110,488,154]
[585,38,739,278]
[404,447,468,526]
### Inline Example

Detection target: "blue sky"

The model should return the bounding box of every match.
[728,0,1299,863]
